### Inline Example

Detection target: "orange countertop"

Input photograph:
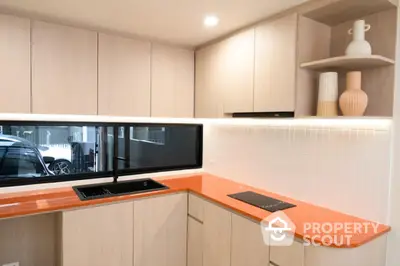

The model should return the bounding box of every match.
[0,173,390,248]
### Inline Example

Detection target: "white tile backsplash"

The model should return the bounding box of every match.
[203,120,392,223]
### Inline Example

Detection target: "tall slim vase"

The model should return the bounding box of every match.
[339,71,368,116]
[317,72,338,117]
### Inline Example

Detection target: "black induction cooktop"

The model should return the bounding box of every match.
[228,191,296,212]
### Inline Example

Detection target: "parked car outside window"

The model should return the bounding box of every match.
[0,135,54,178]
[38,144,73,175]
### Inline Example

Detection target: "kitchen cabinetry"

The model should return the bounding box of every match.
[221,29,255,113]
[254,13,297,112]
[195,14,298,117]
[270,240,304,266]
[0,189,389,266]
[231,213,270,266]
[98,33,151,116]
[195,42,225,118]
[0,213,56,266]
[187,216,203,266]
[0,15,30,113]
[187,193,204,266]
[61,202,134,266]
[188,193,272,266]
[202,199,232,266]
[134,193,187,266]
[195,29,254,117]
[31,21,97,115]
[188,193,204,221]
[151,44,194,118]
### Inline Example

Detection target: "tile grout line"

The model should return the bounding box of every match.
[29,19,33,113]
[96,32,99,115]
[149,42,153,117]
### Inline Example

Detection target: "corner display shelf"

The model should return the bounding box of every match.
[300,55,395,70]
[302,0,396,26]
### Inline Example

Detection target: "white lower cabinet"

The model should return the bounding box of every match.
[202,199,232,266]
[188,195,271,266]
[270,240,304,266]
[188,193,204,221]
[187,216,203,266]
[61,202,134,266]
[59,192,384,266]
[133,193,187,266]
[231,213,270,266]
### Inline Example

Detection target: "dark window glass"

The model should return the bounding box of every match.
[0,122,202,187]
[117,125,201,172]
[0,147,46,178]
[0,125,114,181]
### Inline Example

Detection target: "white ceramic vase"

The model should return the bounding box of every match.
[345,20,372,56]
[317,72,338,117]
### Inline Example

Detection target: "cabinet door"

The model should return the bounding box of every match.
[0,213,56,266]
[254,14,297,112]
[0,15,30,113]
[270,240,304,266]
[187,216,203,266]
[188,193,204,222]
[151,44,194,118]
[231,213,270,266]
[221,28,255,113]
[32,21,97,115]
[61,202,134,266]
[203,200,231,266]
[195,42,225,118]
[134,193,187,266]
[98,33,151,116]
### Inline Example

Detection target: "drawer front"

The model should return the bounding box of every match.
[187,216,203,266]
[270,240,304,266]
[188,193,204,222]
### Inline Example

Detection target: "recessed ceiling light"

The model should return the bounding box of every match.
[204,15,219,27]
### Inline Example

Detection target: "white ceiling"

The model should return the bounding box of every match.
[0,0,309,47]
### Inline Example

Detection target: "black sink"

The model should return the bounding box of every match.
[73,178,169,201]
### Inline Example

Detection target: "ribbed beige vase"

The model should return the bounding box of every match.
[339,71,368,116]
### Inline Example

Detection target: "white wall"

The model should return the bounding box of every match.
[203,118,392,223]
[385,6,400,266]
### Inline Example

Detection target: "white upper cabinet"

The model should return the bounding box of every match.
[0,15,30,113]
[195,42,225,118]
[195,14,299,117]
[151,44,194,118]
[31,21,98,115]
[195,29,254,117]
[98,33,151,116]
[221,28,255,113]
[254,13,298,112]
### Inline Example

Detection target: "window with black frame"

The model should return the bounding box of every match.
[116,124,202,173]
[0,122,202,187]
